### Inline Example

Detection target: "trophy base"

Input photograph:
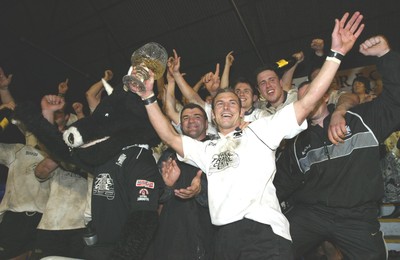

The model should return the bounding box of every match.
[122,75,146,93]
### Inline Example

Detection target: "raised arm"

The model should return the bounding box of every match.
[163,67,181,125]
[170,49,205,106]
[156,73,166,101]
[86,70,113,113]
[192,76,204,93]
[359,36,394,101]
[281,51,304,91]
[203,63,221,97]
[220,51,234,89]
[128,70,184,156]
[359,35,390,58]
[40,95,65,124]
[57,78,69,98]
[294,12,364,124]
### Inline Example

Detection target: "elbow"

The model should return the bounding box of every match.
[85,91,92,100]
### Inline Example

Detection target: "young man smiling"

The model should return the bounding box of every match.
[128,11,364,259]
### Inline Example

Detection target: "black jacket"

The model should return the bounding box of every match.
[275,51,400,208]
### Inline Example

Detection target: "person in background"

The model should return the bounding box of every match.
[86,70,113,113]
[274,35,396,259]
[29,95,88,260]
[254,51,304,115]
[72,102,85,119]
[351,75,377,103]
[147,103,215,260]
[0,143,50,260]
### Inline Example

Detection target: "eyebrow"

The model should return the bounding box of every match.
[182,113,204,118]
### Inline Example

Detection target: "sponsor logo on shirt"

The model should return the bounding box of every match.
[116,153,127,166]
[26,151,39,157]
[93,173,115,200]
[208,141,217,147]
[209,151,239,174]
[137,188,149,201]
[302,144,311,155]
[136,180,154,189]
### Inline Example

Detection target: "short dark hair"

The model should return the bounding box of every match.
[211,88,242,111]
[180,103,207,122]
[254,65,282,85]
[232,77,259,96]
[352,76,371,94]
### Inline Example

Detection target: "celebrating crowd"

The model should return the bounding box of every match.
[1,10,399,260]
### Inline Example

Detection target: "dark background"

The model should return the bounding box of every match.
[0,0,399,108]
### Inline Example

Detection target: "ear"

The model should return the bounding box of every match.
[252,94,258,103]
[211,110,219,125]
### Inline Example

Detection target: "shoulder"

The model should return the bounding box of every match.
[286,89,298,103]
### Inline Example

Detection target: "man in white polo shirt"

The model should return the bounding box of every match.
[127,11,364,259]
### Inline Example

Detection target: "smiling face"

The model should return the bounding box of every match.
[212,91,241,135]
[257,69,284,107]
[352,80,367,95]
[180,107,208,140]
[234,82,255,111]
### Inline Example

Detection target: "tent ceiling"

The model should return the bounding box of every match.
[1,0,399,104]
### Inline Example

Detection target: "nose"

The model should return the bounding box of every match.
[188,116,195,123]
[223,102,230,109]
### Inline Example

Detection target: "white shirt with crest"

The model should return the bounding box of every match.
[178,103,306,241]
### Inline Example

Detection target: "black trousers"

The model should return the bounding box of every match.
[287,204,387,260]
[0,211,42,259]
[214,218,293,260]
[30,228,86,260]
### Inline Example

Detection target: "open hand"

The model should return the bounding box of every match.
[331,12,364,55]
[174,170,202,199]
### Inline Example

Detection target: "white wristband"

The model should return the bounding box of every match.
[326,56,341,65]
[141,92,155,100]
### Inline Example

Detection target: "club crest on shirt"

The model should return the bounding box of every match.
[209,151,239,174]
[115,153,127,166]
[345,125,352,137]
[93,173,115,200]
[137,188,149,201]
